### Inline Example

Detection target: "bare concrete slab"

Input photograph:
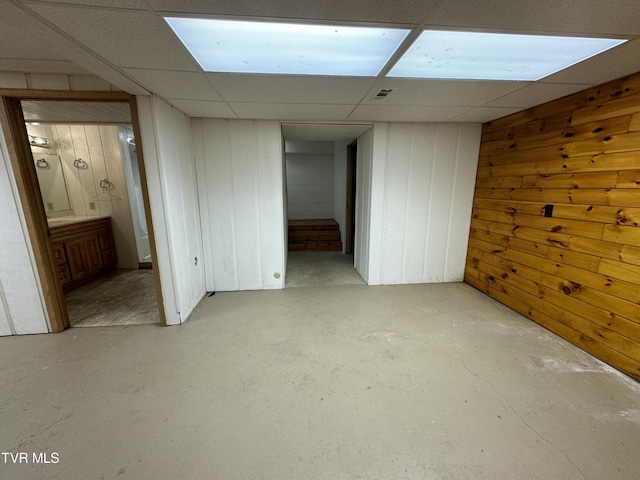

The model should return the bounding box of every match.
[1,283,638,479]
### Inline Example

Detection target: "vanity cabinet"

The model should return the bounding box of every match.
[50,217,117,292]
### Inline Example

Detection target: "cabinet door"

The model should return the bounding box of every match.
[58,265,72,287]
[65,239,89,281]
[84,235,104,274]
[52,243,67,266]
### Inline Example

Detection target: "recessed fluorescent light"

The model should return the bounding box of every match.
[387,30,627,81]
[165,17,411,77]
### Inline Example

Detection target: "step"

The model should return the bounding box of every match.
[288,219,339,232]
[289,231,342,242]
[288,242,343,251]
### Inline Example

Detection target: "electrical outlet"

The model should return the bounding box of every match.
[89,202,96,210]
[543,204,554,218]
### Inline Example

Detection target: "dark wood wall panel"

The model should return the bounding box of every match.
[465,73,640,381]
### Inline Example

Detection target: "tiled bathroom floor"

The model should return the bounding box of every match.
[66,269,160,327]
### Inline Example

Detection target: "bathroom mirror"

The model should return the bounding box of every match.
[33,152,72,212]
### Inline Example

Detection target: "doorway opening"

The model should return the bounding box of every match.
[281,123,371,288]
[1,92,165,332]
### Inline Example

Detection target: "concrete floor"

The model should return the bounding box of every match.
[286,251,365,288]
[1,282,639,479]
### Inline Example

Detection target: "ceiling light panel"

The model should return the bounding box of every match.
[165,17,411,77]
[387,30,627,81]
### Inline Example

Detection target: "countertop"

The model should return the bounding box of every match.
[47,215,111,228]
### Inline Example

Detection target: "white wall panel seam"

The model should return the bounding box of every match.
[0,123,49,333]
[192,119,215,292]
[443,125,463,281]
[422,125,439,282]
[254,123,264,289]
[0,277,16,335]
[227,120,241,289]
[136,96,179,325]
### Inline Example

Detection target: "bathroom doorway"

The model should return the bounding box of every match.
[0,91,165,331]
[281,123,371,288]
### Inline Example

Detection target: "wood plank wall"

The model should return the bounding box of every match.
[465,73,640,381]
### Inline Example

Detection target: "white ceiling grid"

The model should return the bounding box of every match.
[0,0,638,124]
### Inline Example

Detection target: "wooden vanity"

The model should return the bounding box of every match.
[49,217,117,292]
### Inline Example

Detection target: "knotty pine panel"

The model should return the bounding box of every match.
[466,72,640,381]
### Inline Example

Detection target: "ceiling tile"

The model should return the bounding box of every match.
[124,69,223,101]
[24,4,200,71]
[147,0,438,24]
[448,106,524,123]
[0,3,69,60]
[166,99,236,118]
[209,74,375,104]
[485,83,592,108]
[427,0,640,36]
[0,59,89,74]
[31,0,149,9]
[230,103,355,121]
[349,105,472,122]
[363,79,525,106]
[543,39,640,85]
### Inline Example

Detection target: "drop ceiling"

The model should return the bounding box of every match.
[1,0,640,124]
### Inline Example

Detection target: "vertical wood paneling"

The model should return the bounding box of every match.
[231,121,262,290]
[152,99,205,321]
[354,128,374,282]
[0,124,49,335]
[257,121,286,287]
[404,124,434,283]
[201,119,238,291]
[98,125,137,268]
[42,124,137,269]
[0,278,14,335]
[195,118,285,292]
[136,96,179,325]
[466,72,640,381]
[446,124,484,280]
[381,124,410,283]
[369,122,481,285]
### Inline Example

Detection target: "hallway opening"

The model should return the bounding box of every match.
[281,123,371,287]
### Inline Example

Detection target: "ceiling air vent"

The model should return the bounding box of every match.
[373,88,393,99]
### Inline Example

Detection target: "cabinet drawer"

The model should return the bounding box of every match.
[52,243,67,266]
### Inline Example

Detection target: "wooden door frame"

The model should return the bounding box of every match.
[345,141,357,255]
[0,89,166,332]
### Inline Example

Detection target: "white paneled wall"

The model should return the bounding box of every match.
[0,123,49,335]
[333,141,348,250]
[366,122,481,285]
[27,123,138,269]
[354,129,374,281]
[194,118,285,292]
[136,96,205,324]
[285,141,334,220]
